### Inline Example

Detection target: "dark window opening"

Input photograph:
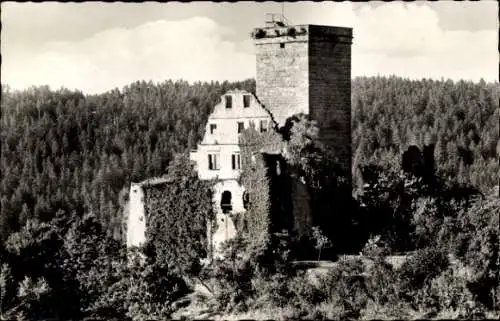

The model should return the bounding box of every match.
[225,95,232,108]
[232,154,241,170]
[242,191,250,210]
[221,191,232,213]
[260,120,268,132]
[280,43,285,49]
[210,124,217,134]
[243,95,251,108]
[208,154,220,170]
[237,122,245,133]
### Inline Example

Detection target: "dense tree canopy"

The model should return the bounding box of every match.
[3,76,496,244]
[351,76,499,192]
[0,79,255,243]
[0,75,498,319]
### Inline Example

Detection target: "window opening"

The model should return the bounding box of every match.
[237,122,245,133]
[243,95,251,108]
[225,95,232,108]
[232,154,241,170]
[208,154,220,170]
[221,191,232,213]
[260,120,268,132]
[210,124,217,134]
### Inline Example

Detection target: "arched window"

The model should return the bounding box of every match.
[221,191,232,213]
[242,191,250,210]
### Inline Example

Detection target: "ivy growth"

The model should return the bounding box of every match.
[237,114,349,259]
[237,126,284,249]
[144,153,216,275]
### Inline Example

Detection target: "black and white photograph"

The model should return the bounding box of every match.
[1,1,499,320]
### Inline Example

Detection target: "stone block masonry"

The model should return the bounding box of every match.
[308,25,352,177]
[253,24,353,179]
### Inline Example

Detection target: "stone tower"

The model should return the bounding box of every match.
[252,15,353,177]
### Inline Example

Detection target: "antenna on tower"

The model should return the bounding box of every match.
[264,3,292,28]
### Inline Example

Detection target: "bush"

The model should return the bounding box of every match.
[427,268,485,319]
[199,236,255,313]
[199,231,299,314]
[311,226,332,261]
[317,258,369,319]
[4,276,52,321]
[361,234,390,258]
[251,272,291,310]
[360,299,414,320]
[398,247,449,296]
[288,273,327,308]
[91,248,190,320]
[249,271,327,320]
[364,257,399,307]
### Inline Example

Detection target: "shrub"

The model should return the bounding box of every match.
[311,226,332,261]
[4,276,52,321]
[200,231,299,314]
[361,234,390,258]
[91,249,190,320]
[360,298,414,320]
[398,247,449,293]
[318,258,369,319]
[288,273,327,308]
[461,190,499,309]
[428,268,485,319]
[251,272,291,310]
[249,271,327,319]
[199,236,255,313]
[364,256,399,307]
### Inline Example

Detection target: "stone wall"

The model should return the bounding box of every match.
[308,25,352,177]
[126,183,146,248]
[255,32,309,126]
[254,24,352,180]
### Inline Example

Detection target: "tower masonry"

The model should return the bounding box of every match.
[252,18,353,175]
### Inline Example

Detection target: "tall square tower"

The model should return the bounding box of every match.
[252,17,353,176]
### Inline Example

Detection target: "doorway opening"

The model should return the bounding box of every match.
[221,191,232,213]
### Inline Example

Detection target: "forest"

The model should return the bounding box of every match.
[0,76,498,320]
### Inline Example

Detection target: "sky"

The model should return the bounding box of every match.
[1,1,498,94]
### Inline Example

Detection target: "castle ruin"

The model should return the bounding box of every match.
[126,15,353,257]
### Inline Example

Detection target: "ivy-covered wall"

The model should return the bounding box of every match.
[143,154,215,274]
[237,127,284,247]
[237,114,351,259]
